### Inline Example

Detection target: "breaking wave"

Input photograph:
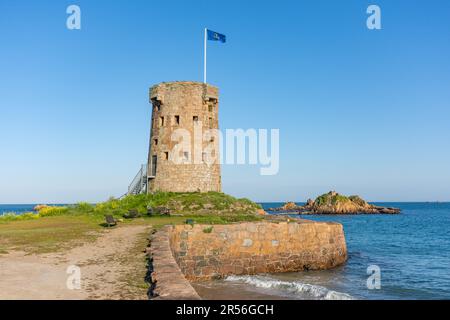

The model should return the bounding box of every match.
[225,275,355,300]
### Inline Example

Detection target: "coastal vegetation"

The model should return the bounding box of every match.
[0,192,262,223]
[0,192,263,254]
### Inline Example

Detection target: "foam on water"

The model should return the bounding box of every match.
[225,275,355,300]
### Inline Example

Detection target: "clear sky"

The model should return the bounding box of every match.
[1,0,450,203]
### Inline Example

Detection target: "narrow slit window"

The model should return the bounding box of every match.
[183,152,189,161]
[160,116,165,127]
[164,152,169,160]
[209,117,213,128]
[151,155,157,176]
[175,115,180,125]
[154,139,158,146]
[193,116,199,123]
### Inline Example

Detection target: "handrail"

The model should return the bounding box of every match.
[127,164,148,195]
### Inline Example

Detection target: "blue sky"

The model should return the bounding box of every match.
[1,0,450,203]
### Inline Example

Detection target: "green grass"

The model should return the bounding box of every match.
[0,214,262,254]
[0,215,103,254]
[0,192,262,224]
[128,214,262,229]
[0,192,263,254]
[315,192,351,206]
[94,192,262,217]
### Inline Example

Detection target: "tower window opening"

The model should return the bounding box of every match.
[193,116,199,123]
[174,115,180,125]
[183,152,189,161]
[209,117,213,128]
[152,99,162,112]
[151,155,157,177]
[164,152,169,160]
[208,104,213,112]
[160,116,165,127]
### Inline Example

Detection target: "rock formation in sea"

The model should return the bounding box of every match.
[33,204,49,212]
[270,191,400,214]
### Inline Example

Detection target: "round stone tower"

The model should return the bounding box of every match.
[147,81,222,193]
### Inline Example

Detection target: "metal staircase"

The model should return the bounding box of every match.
[127,164,148,195]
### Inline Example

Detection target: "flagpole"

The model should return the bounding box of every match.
[204,28,207,84]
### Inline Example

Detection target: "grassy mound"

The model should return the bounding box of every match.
[95,192,261,216]
[314,191,370,208]
[0,192,262,223]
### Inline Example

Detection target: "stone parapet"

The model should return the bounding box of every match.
[148,226,201,300]
[167,220,348,281]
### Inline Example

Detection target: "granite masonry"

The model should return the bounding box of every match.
[148,227,201,300]
[167,220,348,281]
[147,81,222,193]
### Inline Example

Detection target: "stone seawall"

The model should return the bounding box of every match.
[168,220,347,281]
[148,227,200,299]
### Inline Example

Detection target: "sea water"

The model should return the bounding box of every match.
[0,204,37,216]
[194,202,450,300]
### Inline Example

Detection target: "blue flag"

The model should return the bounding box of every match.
[207,29,226,43]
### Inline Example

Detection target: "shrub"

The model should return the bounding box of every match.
[38,206,69,217]
[0,212,40,222]
[203,226,214,233]
[74,202,94,213]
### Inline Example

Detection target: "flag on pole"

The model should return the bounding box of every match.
[204,28,226,83]
[203,28,227,84]
[207,29,226,43]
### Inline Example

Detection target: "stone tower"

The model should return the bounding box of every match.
[147,81,222,193]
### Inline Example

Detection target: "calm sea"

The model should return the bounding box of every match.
[0,204,69,216]
[194,202,450,300]
[0,204,37,215]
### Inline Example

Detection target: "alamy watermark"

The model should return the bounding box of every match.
[66,5,81,30]
[164,122,279,176]
[66,265,81,290]
[65,5,381,31]
[367,5,382,30]
[367,265,381,289]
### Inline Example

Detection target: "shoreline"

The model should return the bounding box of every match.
[1,202,449,299]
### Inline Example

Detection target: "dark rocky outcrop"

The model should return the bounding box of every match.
[270,191,400,215]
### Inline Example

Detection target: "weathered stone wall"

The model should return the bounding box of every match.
[167,221,347,281]
[148,227,201,300]
[147,81,221,193]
